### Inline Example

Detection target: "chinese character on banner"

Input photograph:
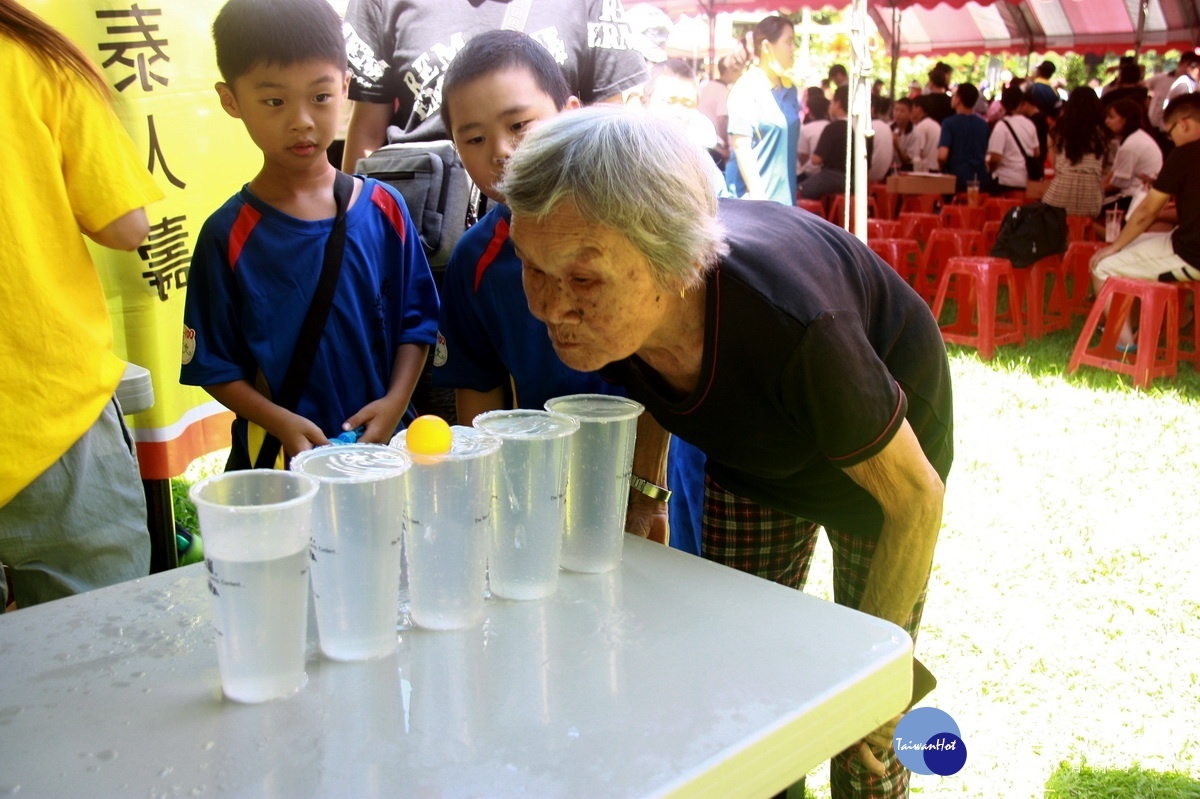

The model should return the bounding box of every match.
[43,0,262,480]
[138,214,190,301]
[96,4,170,93]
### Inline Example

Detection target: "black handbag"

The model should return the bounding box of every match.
[989,200,1067,268]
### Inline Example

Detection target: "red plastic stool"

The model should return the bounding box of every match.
[917,228,980,302]
[869,182,895,219]
[1062,241,1106,316]
[1067,214,1098,243]
[867,218,902,239]
[1068,277,1179,388]
[868,238,922,286]
[899,193,941,215]
[898,212,942,245]
[827,194,879,227]
[797,198,826,217]
[931,256,1025,360]
[981,220,1001,252]
[982,197,1023,223]
[941,205,985,230]
[1013,255,1070,338]
[1176,282,1200,367]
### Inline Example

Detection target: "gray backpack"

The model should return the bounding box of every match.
[356,141,474,270]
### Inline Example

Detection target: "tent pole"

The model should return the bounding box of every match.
[888,1,899,100]
[708,0,717,79]
[849,0,870,241]
[1136,0,1148,56]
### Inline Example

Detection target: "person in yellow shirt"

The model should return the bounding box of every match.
[0,0,163,609]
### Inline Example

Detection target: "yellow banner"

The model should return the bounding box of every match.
[34,0,261,478]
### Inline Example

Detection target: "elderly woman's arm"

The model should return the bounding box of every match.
[625,412,671,545]
[841,418,945,628]
[840,418,945,775]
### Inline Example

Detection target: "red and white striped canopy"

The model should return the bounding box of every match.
[641,0,1200,56]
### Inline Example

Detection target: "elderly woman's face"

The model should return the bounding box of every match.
[510,202,670,373]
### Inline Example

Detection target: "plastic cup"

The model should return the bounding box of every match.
[473,410,579,600]
[543,394,644,573]
[391,426,501,630]
[290,444,411,661]
[966,178,980,207]
[188,470,319,703]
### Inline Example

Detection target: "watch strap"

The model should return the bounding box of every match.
[630,475,672,503]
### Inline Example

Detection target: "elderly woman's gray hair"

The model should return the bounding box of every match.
[498,106,728,288]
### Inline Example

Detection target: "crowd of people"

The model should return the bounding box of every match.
[700,36,1197,358]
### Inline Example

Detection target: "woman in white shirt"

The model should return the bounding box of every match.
[986,87,1040,193]
[1102,98,1164,212]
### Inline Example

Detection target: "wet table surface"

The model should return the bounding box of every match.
[0,535,911,798]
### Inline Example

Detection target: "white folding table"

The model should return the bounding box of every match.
[0,535,911,798]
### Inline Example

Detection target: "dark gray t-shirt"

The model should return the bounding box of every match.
[343,0,648,143]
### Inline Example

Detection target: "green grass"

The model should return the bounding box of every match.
[171,313,1200,799]
[1045,762,1200,798]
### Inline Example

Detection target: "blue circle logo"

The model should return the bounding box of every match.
[892,707,967,776]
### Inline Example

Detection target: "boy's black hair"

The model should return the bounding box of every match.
[913,94,936,116]
[1118,61,1141,85]
[955,82,979,110]
[871,94,892,118]
[832,84,849,111]
[212,0,346,85]
[1165,92,1200,124]
[806,92,830,120]
[1000,85,1024,114]
[439,30,570,136]
[1036,60,1056,79]
[927,68,949,89]
[645,58,697,99]
[894,96,913,110]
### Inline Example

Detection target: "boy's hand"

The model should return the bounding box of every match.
[344,396,406,445]
[278,412,330,457]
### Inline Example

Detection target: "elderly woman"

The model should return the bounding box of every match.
[501,106,953,799]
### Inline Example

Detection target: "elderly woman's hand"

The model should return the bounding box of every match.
[625,493,670,545]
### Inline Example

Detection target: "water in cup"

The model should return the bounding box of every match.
[473,410,579,600]
[543,395,643,573]
[291,444,411,661]
[189,470,319,703]
[392,426,501,630]
[966,178,980,207]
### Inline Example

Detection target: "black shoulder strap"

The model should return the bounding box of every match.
[254,170,354,469]
[1003,119,1029,158]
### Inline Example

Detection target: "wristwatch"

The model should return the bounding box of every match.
[629,475,672,503]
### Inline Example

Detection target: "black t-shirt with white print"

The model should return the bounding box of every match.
[343,0,648,143]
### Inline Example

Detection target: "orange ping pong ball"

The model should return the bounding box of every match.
[405,415,452,455]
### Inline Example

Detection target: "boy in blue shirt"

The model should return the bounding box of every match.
[181,0,438,469]
[432,30,703,552]
[937,82,991,194]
